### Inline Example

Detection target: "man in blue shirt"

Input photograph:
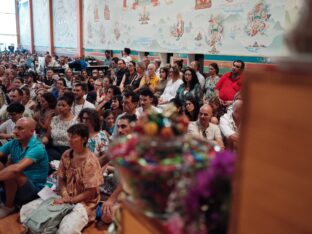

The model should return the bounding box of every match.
[0,117,48,218]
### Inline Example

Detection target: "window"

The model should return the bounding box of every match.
[0,0,17,51]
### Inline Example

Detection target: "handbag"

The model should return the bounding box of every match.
[23,197,74,234]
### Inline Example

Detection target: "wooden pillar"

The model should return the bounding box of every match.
[48,0,54,55]
[29,0,35,53]
[77,0,83,57]
[15,0,21,49]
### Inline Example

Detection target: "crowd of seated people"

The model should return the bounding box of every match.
[0,50,244,232]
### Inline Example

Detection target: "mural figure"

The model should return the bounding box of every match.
[195,31,203,46]
[195,0,212,10]
[207,15,223,54]
[114,23,121,40]
[94,4,99,22]
[104,4,110,20]
[245,0,271,37]
[170,13,185,40]
[132,0,159,9]
[139,6,150,24]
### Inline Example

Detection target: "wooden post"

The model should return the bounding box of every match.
[77,0,83,57]
[15,0,20,49]
[29,0,35,53]
[47,0,54,55]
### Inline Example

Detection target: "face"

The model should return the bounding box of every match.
[57,100,71,115]
[107,88,114,99]
[73,86,85,100]
[105,114,114,127]
[59,57,65,65]
[209,66,217,75]
[13,79,23,88]
[140,95,152,111]
[232,62,243,75]
[94,80,102,91]
[92,70,99,78]
[67,133,86,149]
[9,90,22,103]
[127,63,135,72]
[117,61,125,70]
[13,119,33,141]
[81,70,88,78]
[99,70,104,77]
[136,65,143,74]
[184,70,192,83]
[117,119,132,136]
[199,106,213,126]
[147,65,155,76]
[56,80,65,90]
[88,78,95,86]
[160,69,167,78]
[111,99,120,110]
[123,96,136,113]
[103,77,110,88]
[8,112,23,123]
[66,69,73,78]
[185,100,195,112]
[168,68,174,78]
[47,70,54,78]
[39,97,49,109]
[80,113,91,127]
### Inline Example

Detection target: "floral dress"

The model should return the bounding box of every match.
[204,75,220,102]
[87,131,109,157]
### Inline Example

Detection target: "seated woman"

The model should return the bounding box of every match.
[42,93,77,164]
[20,123,103,234]
[110,95,123,120]
[102,109,115,138]
[78,108,109,166]
[184,96,200,122]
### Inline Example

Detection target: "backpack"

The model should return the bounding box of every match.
[23,197,74,234]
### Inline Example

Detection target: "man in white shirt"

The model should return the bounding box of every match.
[219,99,242,151]
[135,88,160,118]
[0,102,25,143]
[188,104,224,148]
[190,60,205,89]
[71,83,95,116]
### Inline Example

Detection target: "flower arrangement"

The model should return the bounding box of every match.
[183,150,236,234]
[109,105,216,218]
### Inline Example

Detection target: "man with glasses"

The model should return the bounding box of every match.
[214,60,245,106]
[188,104,224,148]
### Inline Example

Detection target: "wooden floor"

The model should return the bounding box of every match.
[0,212,108,234]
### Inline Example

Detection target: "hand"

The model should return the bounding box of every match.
[102,198,116,216]
[53,198,64,205]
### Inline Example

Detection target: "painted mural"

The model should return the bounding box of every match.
[52,0,77,49]
[32,0,49,47]
[19,0,31,48]
[83,0,302,56]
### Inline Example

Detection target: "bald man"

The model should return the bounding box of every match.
[139,63,160,92]
[187,104,224,148]
[0,118,48,218]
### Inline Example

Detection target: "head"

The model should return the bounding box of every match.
[123,90,139,113]
[45,55,52,64]
[139,88,154,111]
[56,78,67,90]
[67,123,89,149]
[21,87,31,103]
[174,59,183,71]
[59,56,66,65]
[103,76,112,88]
[107,85,121,99]
[7,102,25,123]
[25,71,37,84]
[111,57,119,68]
[147,63,156,76]
[81,69,88,79]
[232,99,243,124]
[73,83,88,101]
[78,108,101,132]
[57,92,74,115]
[111,95,123,110]
[169,66,180,79]
[13,77,23,89]
[9,88,23,103]
[40,92,57,110]
[13,117,36,142]
[143,56,150,68]
[117,59,126,70]
[92,69,99,79]
[159,67,169,79]
[135,61,146,75]
[183,67,199,89]
[117,114,137,136]
[185,96,200,115]
[103,109,115,128]
[65,68,73,79]
[154,59,161,70]
[105,50,112,58]
[124,48,131,56]
[199,104,213,127]
[231,60,245,76]
[46,68,54,79]
[127,61,136,73]
[190,61,200,72]
[209,63,219,76]
[94,79,103,91]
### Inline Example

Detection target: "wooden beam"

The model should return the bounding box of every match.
[15,0,20,49]
[48,0,54,55]
[77,0,83,57]
[29,0,34,53]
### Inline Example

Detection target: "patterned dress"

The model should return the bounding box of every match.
[204,75,220,102]
[87,131,109,157]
